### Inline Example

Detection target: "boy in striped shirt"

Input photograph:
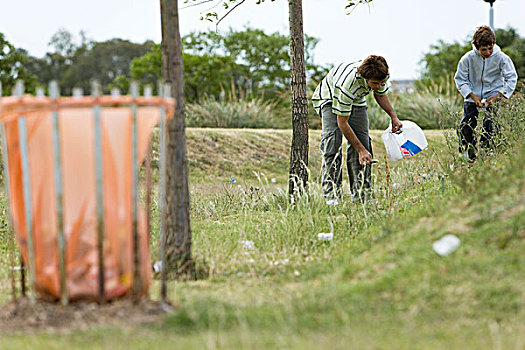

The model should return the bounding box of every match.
[312,55,402,205]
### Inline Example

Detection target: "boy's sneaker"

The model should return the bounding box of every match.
[325,198,339,206]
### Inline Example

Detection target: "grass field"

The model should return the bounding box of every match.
[0,106,524,348]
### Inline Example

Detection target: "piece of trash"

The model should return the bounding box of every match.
[432,234,460,256]
[241,240,255,249]
[153,260,163,273]
[477,98,488,112]
[293,270,301,276]
[273,259,289,266]
[8,266,23,271]
[325,198,339,206]
[160,301,175,313]
[317,232,333,241]
[271,178,277,183]
[231,176,236,184]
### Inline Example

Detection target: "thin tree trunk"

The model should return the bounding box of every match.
[288,0,309,197]
[160,0,193,278]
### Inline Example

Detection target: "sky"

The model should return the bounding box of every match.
[1,0,524,80]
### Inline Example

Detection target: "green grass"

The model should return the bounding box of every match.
[1,97,524,349]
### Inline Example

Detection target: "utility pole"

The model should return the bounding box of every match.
[483,0,496,30]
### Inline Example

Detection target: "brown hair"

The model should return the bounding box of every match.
[472,26,495,49]
[357,55,389,80]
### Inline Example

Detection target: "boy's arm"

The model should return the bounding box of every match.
[454,56,473,99]
[336,115,373,166]
[373,94,403,133]
[500,55,518,99]
[488,55,518,105]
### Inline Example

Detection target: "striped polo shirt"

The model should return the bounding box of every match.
[312,60,389,117]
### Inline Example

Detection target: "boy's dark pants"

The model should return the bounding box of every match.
[319,104,372,201]
[458,102,498,158]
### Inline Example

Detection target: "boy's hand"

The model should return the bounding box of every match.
[358,149,373,166]
[470,94,482,106]
[391,117,403,134]
[486,93,502,106]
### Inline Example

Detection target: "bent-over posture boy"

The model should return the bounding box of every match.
[312,55,402,205]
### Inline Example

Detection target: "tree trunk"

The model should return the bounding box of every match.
[160,0,193,278]
[288,0,309,197]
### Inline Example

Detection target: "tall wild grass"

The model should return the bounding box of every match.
[185,86,290,129]
[368,74,463,130]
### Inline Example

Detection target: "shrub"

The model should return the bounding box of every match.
[186,89,290,129]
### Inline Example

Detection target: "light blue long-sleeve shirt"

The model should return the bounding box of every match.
[454,44,517,102]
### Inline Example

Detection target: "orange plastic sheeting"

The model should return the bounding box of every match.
[0,96,174,300]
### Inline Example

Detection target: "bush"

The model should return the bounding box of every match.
[186,90,290,129]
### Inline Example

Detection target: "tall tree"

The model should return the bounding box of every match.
[160,0,193,280]
[287,0,308,195]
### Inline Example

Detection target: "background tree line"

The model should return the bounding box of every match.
[418,27,525,88]
[0,26,523,128]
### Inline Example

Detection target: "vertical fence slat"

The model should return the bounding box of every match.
[92,81,105,302]
[50,81,68,305]
[130,82,141,301]
[18,117,36,304]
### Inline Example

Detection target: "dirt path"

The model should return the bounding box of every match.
[0,297,172,335]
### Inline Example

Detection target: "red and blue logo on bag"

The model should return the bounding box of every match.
[400,140,422,159]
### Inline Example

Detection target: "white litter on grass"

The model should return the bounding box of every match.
[432,234,461,256]
[241,240,255,250]
[273,259,290,266]
[271,178,277,183]
[153,260,163,273]
[325,198,339,206]
[317,232,333,241]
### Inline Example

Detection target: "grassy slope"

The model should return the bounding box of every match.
[1,127,524,349]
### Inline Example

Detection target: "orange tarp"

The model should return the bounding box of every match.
[0,95,174,300]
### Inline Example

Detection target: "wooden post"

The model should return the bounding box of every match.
[0,122,17,301]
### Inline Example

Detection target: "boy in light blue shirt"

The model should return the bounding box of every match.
[454,26,517,161]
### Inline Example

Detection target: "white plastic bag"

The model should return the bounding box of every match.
[432,234,460,256]
[381,120,428,161]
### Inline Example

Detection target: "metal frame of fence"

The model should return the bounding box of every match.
[0,80,172,305]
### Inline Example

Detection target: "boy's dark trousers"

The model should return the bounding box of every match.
[319,104,372,202]
[458,102,498,159]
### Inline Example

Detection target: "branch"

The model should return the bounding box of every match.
[180,0,215,9]
[216,0,246,29]
[202,0,225,15]
[346,0,373,15]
